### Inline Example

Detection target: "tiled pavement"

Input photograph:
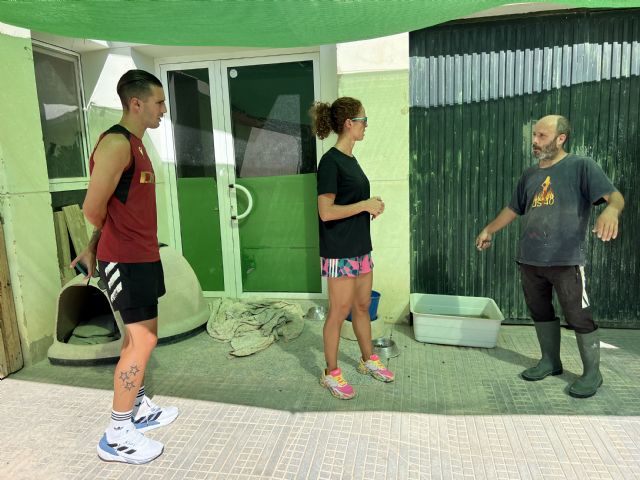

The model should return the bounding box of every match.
[1,321,640,479]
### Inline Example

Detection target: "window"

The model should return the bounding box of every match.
[32,43,89,188]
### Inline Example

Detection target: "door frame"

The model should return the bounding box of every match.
[159,52,326,299]
[159,61,230,297]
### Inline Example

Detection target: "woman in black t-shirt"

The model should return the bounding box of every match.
[310,97,395,400]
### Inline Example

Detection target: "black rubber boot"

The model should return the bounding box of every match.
[569,330,603,398]
[521,320,563,381]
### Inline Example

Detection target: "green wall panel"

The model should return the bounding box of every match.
[410,10,640,328]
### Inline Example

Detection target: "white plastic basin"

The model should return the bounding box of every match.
[410,293,504,348]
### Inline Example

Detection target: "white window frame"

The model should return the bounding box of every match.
[32,40,91,193]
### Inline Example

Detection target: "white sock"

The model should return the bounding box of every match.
[107,409,133,441]
[132,386,146,417]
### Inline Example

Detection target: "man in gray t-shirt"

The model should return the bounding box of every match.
[476,115,625,399]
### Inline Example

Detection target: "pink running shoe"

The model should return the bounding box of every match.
[320,368,356,399]
[357,354,395,382]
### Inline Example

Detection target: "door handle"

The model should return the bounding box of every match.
[229,183,254,220]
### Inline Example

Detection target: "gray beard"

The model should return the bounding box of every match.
[533,144,559,161]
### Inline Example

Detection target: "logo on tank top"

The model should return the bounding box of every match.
[140,171,156,184]
[532,176,554,208]
[136,144,155,183]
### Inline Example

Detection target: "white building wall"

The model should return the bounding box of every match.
[336,33,411,324]
[0,23,60,365]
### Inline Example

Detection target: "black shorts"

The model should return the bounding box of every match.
[98,260,166,324]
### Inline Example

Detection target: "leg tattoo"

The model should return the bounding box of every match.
[119,364,141,391]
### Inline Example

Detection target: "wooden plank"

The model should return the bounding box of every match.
[62,204,89,255]
[53,212,76,285]
[0,220,24,378]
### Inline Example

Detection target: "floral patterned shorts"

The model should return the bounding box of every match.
[321,253,373,278]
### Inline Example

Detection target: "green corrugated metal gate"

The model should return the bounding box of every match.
[410,9,640,328]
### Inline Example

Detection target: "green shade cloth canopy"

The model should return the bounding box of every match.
[0,1,635,47]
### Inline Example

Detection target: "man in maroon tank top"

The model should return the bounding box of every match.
[71,70,177,464]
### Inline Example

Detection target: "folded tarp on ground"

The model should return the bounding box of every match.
[206,299,304,357]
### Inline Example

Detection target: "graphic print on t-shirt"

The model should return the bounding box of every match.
[531,176,555,208]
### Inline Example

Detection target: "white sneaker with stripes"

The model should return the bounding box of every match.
[133,395,179,433]
[97,425,163,464]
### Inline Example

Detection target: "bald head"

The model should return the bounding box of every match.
[532,115,571,162]
[536,115,571,145]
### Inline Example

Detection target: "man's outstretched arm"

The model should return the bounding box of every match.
[475,207,518,251]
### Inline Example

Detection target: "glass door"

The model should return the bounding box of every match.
[221,56,321,295]
[164,66,227,292]
[162,55,322,297]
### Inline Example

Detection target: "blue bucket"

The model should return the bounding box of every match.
[346,290,381,321]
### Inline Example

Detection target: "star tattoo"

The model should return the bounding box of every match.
[129,365,140,376]
[125,381,136,391]
[119,371,129,382]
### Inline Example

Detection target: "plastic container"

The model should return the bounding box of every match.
[346,290,380,321]
[410,293,504,348]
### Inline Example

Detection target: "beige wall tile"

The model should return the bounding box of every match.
[338,70,409,182]
[338,69,410,324]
